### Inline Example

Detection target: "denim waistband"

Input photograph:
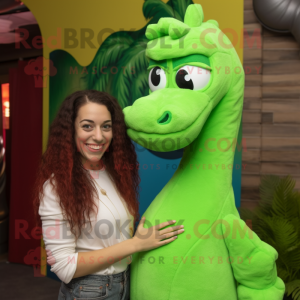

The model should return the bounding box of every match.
[68,265,130,287]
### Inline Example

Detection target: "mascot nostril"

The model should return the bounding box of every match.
[157,111,172,124]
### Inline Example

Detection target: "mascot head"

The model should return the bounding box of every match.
[123,4,244,152]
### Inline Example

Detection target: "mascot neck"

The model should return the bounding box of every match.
[178,87,243,205]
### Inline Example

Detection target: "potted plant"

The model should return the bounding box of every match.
[240,175,300,300]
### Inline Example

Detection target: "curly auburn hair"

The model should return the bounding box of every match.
[33,90,140,239]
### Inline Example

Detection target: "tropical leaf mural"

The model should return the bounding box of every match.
[82,0,195,108]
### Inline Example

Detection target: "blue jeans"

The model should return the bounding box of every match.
[58,265,130,300]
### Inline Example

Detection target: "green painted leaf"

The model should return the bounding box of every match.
[85,32,135,91]
[111,38,150,108]
[143,0,176,20]
[131,65,150,102]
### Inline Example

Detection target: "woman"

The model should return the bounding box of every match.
[33,90,184,300]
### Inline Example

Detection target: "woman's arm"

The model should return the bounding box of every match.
[39,180,79,284]
[73,238,139,279]
[73,215,185,278]
[72,215,184,279]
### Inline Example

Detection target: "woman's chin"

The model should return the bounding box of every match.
[87,154,103,162]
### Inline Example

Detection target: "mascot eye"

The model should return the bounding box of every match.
[149,67,167,92]
[175,65,211,90]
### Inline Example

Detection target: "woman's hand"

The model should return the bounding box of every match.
[132,217,184,252]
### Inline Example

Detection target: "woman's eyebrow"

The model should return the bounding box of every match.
[80,119,94,123]
[80,119,112,123]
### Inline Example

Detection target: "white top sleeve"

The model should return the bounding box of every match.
[38,179,79,284]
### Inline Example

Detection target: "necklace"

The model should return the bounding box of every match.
[92,176,134,239]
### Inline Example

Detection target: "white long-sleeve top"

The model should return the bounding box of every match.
[38,168,134,284]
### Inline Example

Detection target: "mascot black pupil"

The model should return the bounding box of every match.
[176,69,193,90]
[151,66,162,86]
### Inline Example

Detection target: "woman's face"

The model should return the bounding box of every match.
[75,102,113,169]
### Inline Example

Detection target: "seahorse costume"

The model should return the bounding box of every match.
[123,4,284,300]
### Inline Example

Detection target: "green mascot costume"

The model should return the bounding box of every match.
[123,4,285,300]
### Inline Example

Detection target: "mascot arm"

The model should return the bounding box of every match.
[221,214,285,300]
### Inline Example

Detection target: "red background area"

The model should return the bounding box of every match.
[8,60,42,264]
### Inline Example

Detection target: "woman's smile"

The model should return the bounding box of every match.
[85,143,105,152]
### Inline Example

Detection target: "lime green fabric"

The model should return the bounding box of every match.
[172,53,211,69]
[123,4,285,300]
